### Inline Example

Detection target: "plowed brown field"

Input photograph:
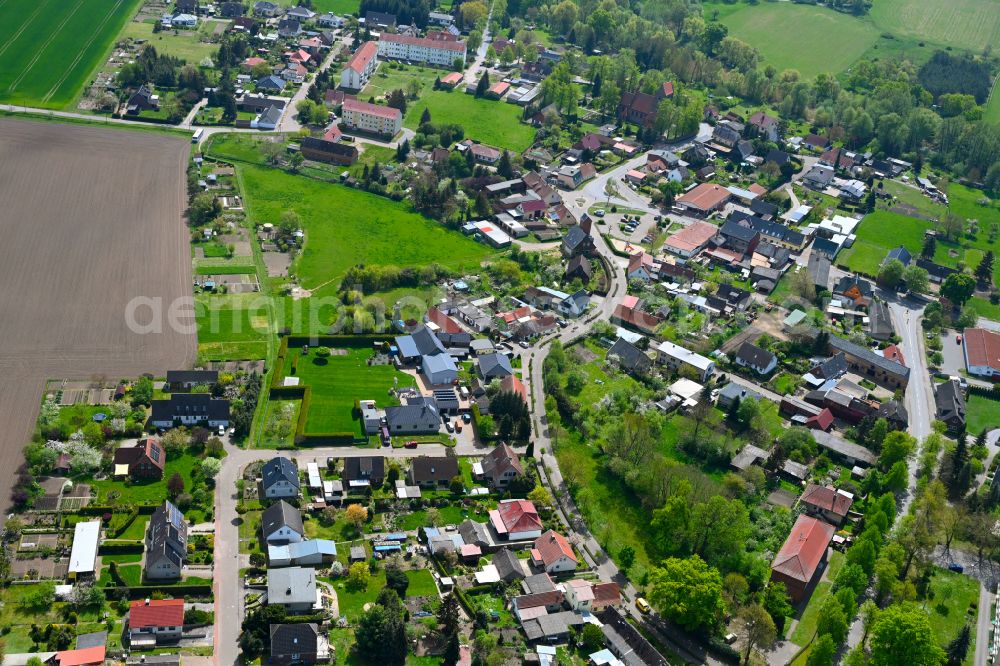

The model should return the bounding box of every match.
[0,118,197,513]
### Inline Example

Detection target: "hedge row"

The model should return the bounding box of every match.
[103,584,212,600]
[967,383,1000,398]
[285,334,395,348]
[99,542,145,555]
[74,504,158,517]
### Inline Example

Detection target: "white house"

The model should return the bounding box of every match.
[68,520,100,579]
[377,33,466,68]
[531,530,578,573]
[262,500,305,545]
[261,457,300,499]
[656,340,715,381]
[734,342,778,375]
[340,41,378,90]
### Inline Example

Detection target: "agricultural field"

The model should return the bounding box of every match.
[404,91,537,151]
[868,0,1000,53]
[195,293,274,361]
[120,20,220,63]
[238,165,492,294]
[0,0,143,108]
[0,119,195,518]
[710,3,878,78]
[283,343,415,434]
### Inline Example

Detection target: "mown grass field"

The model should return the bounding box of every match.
[362,64,442,102]
[841,186,1000,282]
[925,568,979,664]
[284,345,414,433]
[195,293,273,361]
[0,0,143,108]
[238,165,492,293]
[404,90,537,151]
[966,394,1000,435]
[868,0,1000,53]
[711,2,878,78]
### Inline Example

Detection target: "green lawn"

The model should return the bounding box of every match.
[90,452,208,518]
[711,2,878,78]
[839,210,933,277]
[285,344,415,434]
[925,568,980,664]
[120,20,219,63]
[326,569,388,620]
[195,293,273,361]
[790,582,832,646]
[0,0,143,108]
[405,569,438,597]
[878,180,945,219]
[404,90,537,151]
[395,505,469,531]
[969,296,1000,322]
[966,393,1000,435]
[837,183,1000,279]
[238,165,492,294]
[362,64,442,102]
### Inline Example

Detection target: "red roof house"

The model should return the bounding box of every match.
[770,515,835,602]
[531,530,578,573]
[805,408,834,432]
[490,499,543,540]
[427,307,462,334]
[129,598,185,628]
[52,646,106,666]
[799,484,853,526]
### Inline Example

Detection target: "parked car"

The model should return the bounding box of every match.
[594,209,605,217]
[405,440,418,449]
[518,341,530,349]
[636,598,651,614]
[956,334,963,344]
[948,562,964,573]
[445,421,454,433]
[462,413,471,423]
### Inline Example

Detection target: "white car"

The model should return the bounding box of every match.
[518,341,530,349]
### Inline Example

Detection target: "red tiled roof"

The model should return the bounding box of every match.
[677,183,731,212]
[427,307,462,334]
[882,344,906,365]
[771,515,834,583]
[380,32,466,52]
[806,408,834,431]
[129,598,185,628]
[665,221,719,253]
[346,41,378,72]
[491,499,541,534]
[323,124,342,142]
[55,646,106,666]
[489,81,510,95]
[612,304,661,333]
[799,484,852,517]
[592,582,621,606]
[343,97,401,120]
[499,375,528,404]
[244,56,266,67]
[964,328,1000,372]
[441,71,463,85]
[516,590,564,609]
[662,81,674,98]
[533,530,577,567]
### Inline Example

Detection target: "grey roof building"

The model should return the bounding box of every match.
[396,325,447,360]
[478,352,513,380]
[262,456,300,499]
[145,501,187,580]
[267,567,317,611]
[935,379,966,433]
[385,400,440,435]
[492,548,525,582]
[270,623,320,666]
[607,337,651,375]
[262,500,304,545]
[408,455,459,487]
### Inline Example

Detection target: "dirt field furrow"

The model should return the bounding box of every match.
[0,118,197,516]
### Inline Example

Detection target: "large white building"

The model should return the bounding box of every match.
[69,520,101,579]
[340,40,378,90]
[378,33,466,68]
[341,98,401,137]
[656,340,715,381]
